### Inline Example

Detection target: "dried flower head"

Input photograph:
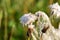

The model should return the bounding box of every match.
[49,2,60,18]
[20,13,37,26]
[35,11,50,23]
[49,2,59,10]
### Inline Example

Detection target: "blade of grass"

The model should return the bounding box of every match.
[0,9,3,28]
[2,0,8,40]
[4,10,8,40]
[9,23,15,40]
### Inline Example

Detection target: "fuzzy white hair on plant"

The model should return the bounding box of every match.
[35,11,52,32]
[35,11,54,40]
[20,11,60,40]
[49,2,59,10]
[20,13,37,26]
[20,13,38,40]
[49,2,60,18]
[34,11,60,40]
[35,11,52,26]
[49,2,60,29]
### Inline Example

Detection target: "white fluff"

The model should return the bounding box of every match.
[28,24,35,29]
[42,33,52,40]
[49,2,60,18]
[20,13,37,26]
[35,11,60,40]
[49,2,60,30]
[49,2,59,10]
[20,11,60,40]
[35,11,52,26]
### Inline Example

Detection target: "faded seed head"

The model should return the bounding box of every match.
[20,13,37,26]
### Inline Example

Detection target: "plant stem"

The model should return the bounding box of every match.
[9,25,15,40]
[4,10,8,40]
[0,9,3,28]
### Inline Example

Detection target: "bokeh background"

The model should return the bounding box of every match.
[0,0,60,40]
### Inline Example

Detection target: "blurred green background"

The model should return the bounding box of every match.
[0,0,60,40]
